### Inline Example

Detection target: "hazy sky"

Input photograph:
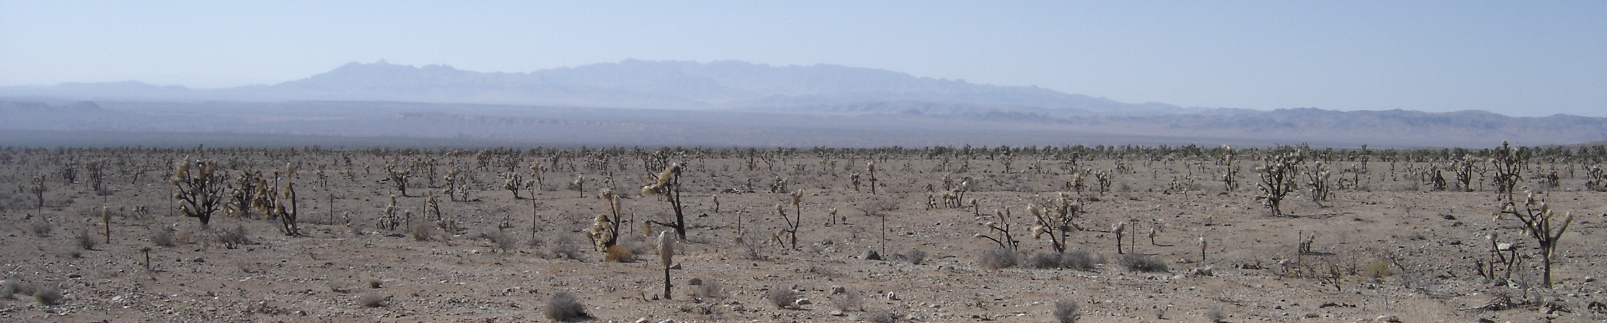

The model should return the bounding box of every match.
[2,1,1603,117]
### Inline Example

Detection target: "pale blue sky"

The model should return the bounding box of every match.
[2,1,1603,116]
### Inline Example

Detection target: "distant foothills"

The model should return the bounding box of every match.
[2,60,1603,148]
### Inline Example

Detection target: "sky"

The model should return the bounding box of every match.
[1,1,1603,117]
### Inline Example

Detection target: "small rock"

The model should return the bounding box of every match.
[633,318,649,323]
[831,310,845,316]
[67,273,81,279]
[887,292,899,300]
[831,286,846,294]
[1375,315,1401,322]
[689,278,703,286]
[794,298,811,306]
[669,263,681,269]
[1586,276,1596,283]
[192,257,205,263]
[859,250,881,260]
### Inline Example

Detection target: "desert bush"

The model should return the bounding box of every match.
[902,249,927,265]
[547,235,580,260]
[409,223,432,241]
[980,248,1018,269]
[74,228,96,250]
[1029,252,1063,269]
[357,292,386,307]
[544,291,590,321]
[1205,307,1226,322]
[864,309,898,323]
[1060,251,1098,270]
[30,222,53,237]
[828,286,862,312]
[1118,254,1169,273]
[603,245,635,262]
[151,227,176,247]
[765,286,801,309]
[35,286,61,306]
[1053,298,1080,323]
[0,279,20,299]
[216,224,250,249]
[693,278,724,301]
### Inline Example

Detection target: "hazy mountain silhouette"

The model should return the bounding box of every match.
[1,60,1185,113]
[2,60,1604,147]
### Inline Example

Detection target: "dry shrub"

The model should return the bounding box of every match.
[864,309,898,323]
[357,292,386,307]
[1118,254,1169,273]
[409,223,432,241]
[35,286,61,306]
[30,222,53,237]
[547,235,579,260]
[603,245,635,262]
[151,227,176,247]
[764,286,800,309]
[217,224,250,248]
[980,248,1018,269]
[0,280,20,299]
[828,286,862,312]
[544,291,590,321]
[693,278,725,301]
[1030,251,1098,270]
[1053,298,1080,323]
[74,228,96,250]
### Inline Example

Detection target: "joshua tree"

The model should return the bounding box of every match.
[29,175,46,211]
[976,207,1020,252]
[586,188,624,251]
[866,161,878,195]
[1221,145,1240,192]
[274,182,299,236]
[657,231,675,300]
[773,203,801,250]
[1256,151,1302,216]
[170,157,227,227]
[1490,141,1573,288]
[1028,193,1081,253]
[503,173,524,199]
[84,158,106,195]
[1305,161,1331,206]
[641,163,688,239]
[384,162,411,197]
[1499,190,1574,288]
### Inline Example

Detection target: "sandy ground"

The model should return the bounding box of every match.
[1,148,1605,322]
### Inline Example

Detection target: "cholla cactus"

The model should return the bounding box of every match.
[275,182,299,236]
[774,202,802,250]
[384,162,411,197]
[1221,145,1240,192]
[587,188,624,251]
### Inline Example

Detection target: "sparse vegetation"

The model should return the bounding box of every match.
[1118,254,1169,273]
[1053,298,1080,323]
[544,291,590,321]
[765,286,801,309]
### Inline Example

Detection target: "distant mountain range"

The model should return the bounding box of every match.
[0,60,1186,114]
[1,60,1604,147]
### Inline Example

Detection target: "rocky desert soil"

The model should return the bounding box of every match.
[1,145,1605,322]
